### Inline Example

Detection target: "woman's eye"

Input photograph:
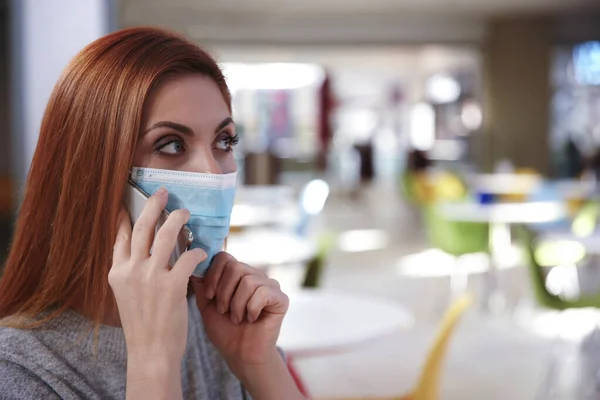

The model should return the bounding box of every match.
[156,139,185,155]
[214,134,239,152]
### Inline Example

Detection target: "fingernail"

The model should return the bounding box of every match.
[217,303,226,315]
[205,288,214,300]
[154,187,167,195]
[194,248,205,256]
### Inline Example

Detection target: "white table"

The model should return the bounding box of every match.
[226,230,317,268]
[467,173,542,195]
[437,201,568,225]
[231,185,299,229]
[552,179,599,199]
[278,290,414,357]
[437,201,568,312]
[235,185,295,205]
[230,203,299,229]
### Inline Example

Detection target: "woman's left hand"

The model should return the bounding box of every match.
[190,252,289,368]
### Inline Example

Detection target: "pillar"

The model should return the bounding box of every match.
[481,17,553,175]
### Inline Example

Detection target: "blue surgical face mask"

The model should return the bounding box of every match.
[130,167,237,277]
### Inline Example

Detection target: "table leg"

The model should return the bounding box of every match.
[482,222,510,313]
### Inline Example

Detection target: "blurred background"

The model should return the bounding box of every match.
[2,0,600,399]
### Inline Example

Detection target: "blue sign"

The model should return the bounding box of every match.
[573,41,600,86]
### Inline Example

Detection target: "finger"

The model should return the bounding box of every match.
[202,252,234,300]
[130,187,168,261]
[247,286,289,323]
[190,276,210,312]
[265,277,281,290]
[172,248,207,283]
[113,206,132,263]
[215,261,254,315]
[151,208,191,268]
[229,274,266,325]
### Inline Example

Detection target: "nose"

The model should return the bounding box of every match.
[189,149,223,174]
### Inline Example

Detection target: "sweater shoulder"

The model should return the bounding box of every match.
[0,327,62,399]
[0,359,60,400]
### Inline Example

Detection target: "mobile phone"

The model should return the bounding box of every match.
[126,180,194,266]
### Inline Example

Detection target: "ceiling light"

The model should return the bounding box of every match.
[426,74,461,104]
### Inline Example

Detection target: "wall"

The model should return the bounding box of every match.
[10,0,112,185]
[555,12,600,44]
[0,1,10,177]
[481,17,553,174]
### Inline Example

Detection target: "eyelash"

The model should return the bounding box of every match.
[153,133,240,155]
[219,134,240,152]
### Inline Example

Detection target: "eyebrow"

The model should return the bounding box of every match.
[215,117,234,134]
[144,117,234,136]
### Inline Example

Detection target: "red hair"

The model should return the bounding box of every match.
[0,27,230,326]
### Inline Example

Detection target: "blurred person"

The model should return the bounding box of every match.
[406,148,432,174]
[0,28,303,400]
[316,71,337,171]
[352,117,378,187]
[563,137,584,179]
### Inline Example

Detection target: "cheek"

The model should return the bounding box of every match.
[218,152,238,174]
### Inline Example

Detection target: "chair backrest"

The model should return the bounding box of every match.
[302,231,336,288]
[516,225,566,310]
[421,206,489,257]
[315,294,473,400]
[411,294,474,400]
[571,200,600,237]
[517,224,600,310]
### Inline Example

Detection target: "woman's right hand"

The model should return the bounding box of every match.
[108,187,207,399]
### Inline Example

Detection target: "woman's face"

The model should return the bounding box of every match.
[134,73,237,174]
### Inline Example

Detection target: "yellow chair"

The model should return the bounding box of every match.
[499,168,541,203]
[408,171,467,206]
[319,294,474,400]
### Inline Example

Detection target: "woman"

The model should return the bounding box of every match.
[0,27,304,399]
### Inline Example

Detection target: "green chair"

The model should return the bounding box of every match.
[402,170,489,298]
[517,225,600,310]
[571,200,600,237]
[422,205,489,257]
[526,200,599,269]
[402,170,488,301]
[419,205,489,307]
[302,231,336,288]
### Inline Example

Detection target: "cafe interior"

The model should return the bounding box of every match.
[3,0,600,398]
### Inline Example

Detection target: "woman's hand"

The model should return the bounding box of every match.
[191,256,304,399]
[190,253,289,368]
[109,188,207,399]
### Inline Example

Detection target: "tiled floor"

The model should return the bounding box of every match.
[290,180,600,399]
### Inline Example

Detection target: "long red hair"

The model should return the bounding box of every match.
[0,27,230,326]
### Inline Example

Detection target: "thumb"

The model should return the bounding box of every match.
[190,276,210,312]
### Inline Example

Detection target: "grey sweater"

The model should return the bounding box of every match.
[0,297,249,400]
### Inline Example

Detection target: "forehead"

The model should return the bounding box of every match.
[142,73,230,129]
